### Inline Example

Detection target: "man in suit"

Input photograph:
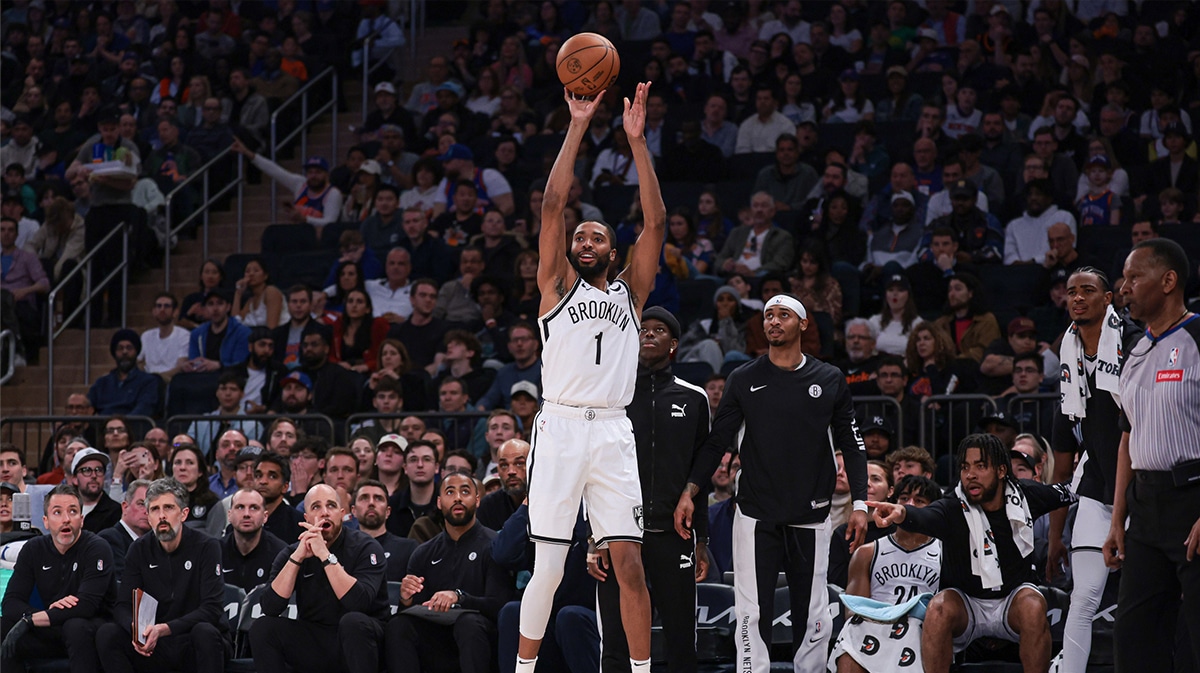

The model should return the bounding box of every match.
[1144,122,1199,217]
[98,479,152,578]
[713,191,795,277]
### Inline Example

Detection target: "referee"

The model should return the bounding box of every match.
[1104,238,1200,672]
[675,294,868,673]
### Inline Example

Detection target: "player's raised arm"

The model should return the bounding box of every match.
[617,82,666,312]
[538,90,606,309]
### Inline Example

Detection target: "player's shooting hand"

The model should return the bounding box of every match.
[673,490,694,539]
[1103,521,1125,568]
[867,501,906,527]
[847,510,868,553]
[563,88,606,126]
[623,82,650,140]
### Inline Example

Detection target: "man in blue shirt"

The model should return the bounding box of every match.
[88,329,159,417]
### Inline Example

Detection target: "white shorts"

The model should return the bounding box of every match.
[1070,496,1113,551]
[527,402,643,546]
[948,583,1041,652]
[828,615,924,672]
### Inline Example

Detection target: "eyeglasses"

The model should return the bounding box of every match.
[75,466,105,476]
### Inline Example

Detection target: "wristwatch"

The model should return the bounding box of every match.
[323,553,339,567]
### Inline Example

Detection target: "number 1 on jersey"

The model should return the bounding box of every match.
[594,332,603,365]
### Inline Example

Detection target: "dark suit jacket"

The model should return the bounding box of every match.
[1146,155,1200,215]
[99,522,138,578]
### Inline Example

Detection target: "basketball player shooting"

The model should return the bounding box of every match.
[515,82,664,673]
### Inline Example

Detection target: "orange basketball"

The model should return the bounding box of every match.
[556,32,620,97]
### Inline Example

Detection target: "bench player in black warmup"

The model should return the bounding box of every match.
[676,293,869,673]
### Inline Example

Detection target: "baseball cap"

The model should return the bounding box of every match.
[436,81,465,98]
[1163,121,1188,138]
[990,4,1009,15]
[641,306,680,339]
[1070,54,1089,68]
[948,179,977,199]
[303,156,330,171]
[891,190,914,204]
[1049,267,1070,286]
[483,473,502,489]
[281,371,313,391]
[861,416,894,438]
[204,287,234,304]
[510,381,539,400]
[374,81,397,95]
[979,411,1018,430]
[234,446,262,466]
[437,143,474,162]
[0,482,20,495]
[839,68,859,82]
[71,448,110,475]
[358,159,382,175]
[96,107,121,126]
[1086,154,1111,168]
[886,65,908,78]
[1010,448,1038,472]
[1007,316,1037,337]
[885,273,911,291]
[917,27,938,41]
[378,433,408,452]
[248,326,274,343]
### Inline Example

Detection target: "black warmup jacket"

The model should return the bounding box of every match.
[113,525,229,636]
[627,363,711,536]
[220,529,288,592]
[689,355,868,526]
[404,523,513,622]
[263,527,391,626]
[2,532,116,623]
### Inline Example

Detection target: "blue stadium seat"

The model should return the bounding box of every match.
[730,153,776,179]
[678,277,718,328]
[593,184,639,225]
[661,181,706,212]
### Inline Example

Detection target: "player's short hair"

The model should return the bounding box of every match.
[891,475,942,504]
[44,483,82,510]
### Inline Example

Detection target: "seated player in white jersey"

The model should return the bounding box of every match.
[515,81,666,673]
[830,475,944,673]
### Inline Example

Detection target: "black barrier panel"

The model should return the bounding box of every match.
[1006,393,1060,440]
[919,395,997,464]
[851,396,905,449]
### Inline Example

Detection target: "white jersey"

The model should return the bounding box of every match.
[869,535,942,605]
[539,277,640,408]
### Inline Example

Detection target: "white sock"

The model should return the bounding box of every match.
[631,658,651,670]
[515,657,537,673]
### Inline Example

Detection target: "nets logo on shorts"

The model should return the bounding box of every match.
[633,505,644,531]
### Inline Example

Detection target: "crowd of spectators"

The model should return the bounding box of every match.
[4,0,1200,670]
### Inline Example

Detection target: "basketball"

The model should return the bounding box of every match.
[556,32,620,97]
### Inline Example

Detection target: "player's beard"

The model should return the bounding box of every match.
[570,250,610,284]
[444,504,476,527]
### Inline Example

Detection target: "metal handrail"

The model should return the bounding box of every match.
[164,413,338,446]
[269,66,340,222]
[0,330,15,385]
[161,148,246,290]
[45,221,130,410]
[0,414,159,467]
[918,394,997,460]
[345,410,488,438]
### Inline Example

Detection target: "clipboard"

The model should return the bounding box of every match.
[132,588,158,645]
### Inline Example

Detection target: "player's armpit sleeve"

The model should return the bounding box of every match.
[832,379,869,502]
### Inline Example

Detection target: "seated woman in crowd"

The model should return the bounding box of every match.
[349,434,377,481]
[332,289,390,373]
[180,259,224,329]
[790,241,844,325]
[904,321,977,402]
[116,441,165,487]
[232,256,285,328]
[667,207,715,277]
[511,249,541,321]
[170,442,223,538]
[368,338,431,411]
[399,157,446,221]
[869,273,920,356]
[676,285,752,373]
[325,260,365,315]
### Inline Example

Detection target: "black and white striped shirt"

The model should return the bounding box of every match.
[1118,315,1200,471]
